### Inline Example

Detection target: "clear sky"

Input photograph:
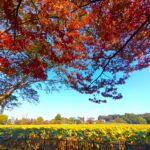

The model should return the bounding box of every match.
[5,67,150,120]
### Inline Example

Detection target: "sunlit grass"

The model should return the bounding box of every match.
[0,124,150,129]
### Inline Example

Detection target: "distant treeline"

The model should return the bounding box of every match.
[98,113,150,124]
[0,113,150,124]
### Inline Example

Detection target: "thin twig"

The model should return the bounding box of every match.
[71,0,103,13]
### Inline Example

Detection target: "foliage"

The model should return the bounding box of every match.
[54,114,62,121]
[98,113,148,124]
[0,0,150,110]
[36,116,44,124]
[124,113,147,124]
[7,113,150,125]
[0,95,21,114]
[143,113,150,124]
[0,124,150,149]
[0,114,8,124]
[111,117,127,123]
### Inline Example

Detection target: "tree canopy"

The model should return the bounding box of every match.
[0,0,149,111]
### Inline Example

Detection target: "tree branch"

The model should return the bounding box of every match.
[88,16,150,89]
[71,0,103,13]
[13,0,23,43]
[0,75,27,103]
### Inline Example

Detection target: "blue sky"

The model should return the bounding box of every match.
[5,67,150,120]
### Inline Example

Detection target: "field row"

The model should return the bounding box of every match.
[0,124,150,144]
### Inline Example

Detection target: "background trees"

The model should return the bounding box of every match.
[36,116,44,124]
[0,113,149,125]
[98,113,148,124]
[0,114,8,124]
[0,0,149,111]
[143,113,150,124]
[124,113,147,124]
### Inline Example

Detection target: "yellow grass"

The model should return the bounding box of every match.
[0,124,150,129]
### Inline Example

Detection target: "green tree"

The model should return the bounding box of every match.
[124,113,147,124]
[111,117,127,123]
[50,114,62,124]
[135,116,147,124]
[68,117,74,124]
[143,113,150,124]
[0,114,8,124]
[74,117,84,124]
[37,116,44,124]
[55,114,62,121]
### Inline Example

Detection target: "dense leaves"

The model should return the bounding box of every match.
[0,0,149,108]
[0,125,150,149]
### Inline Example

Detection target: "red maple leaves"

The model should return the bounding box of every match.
[0,0,149,102]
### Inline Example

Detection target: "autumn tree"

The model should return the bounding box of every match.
[0,0,149,112]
